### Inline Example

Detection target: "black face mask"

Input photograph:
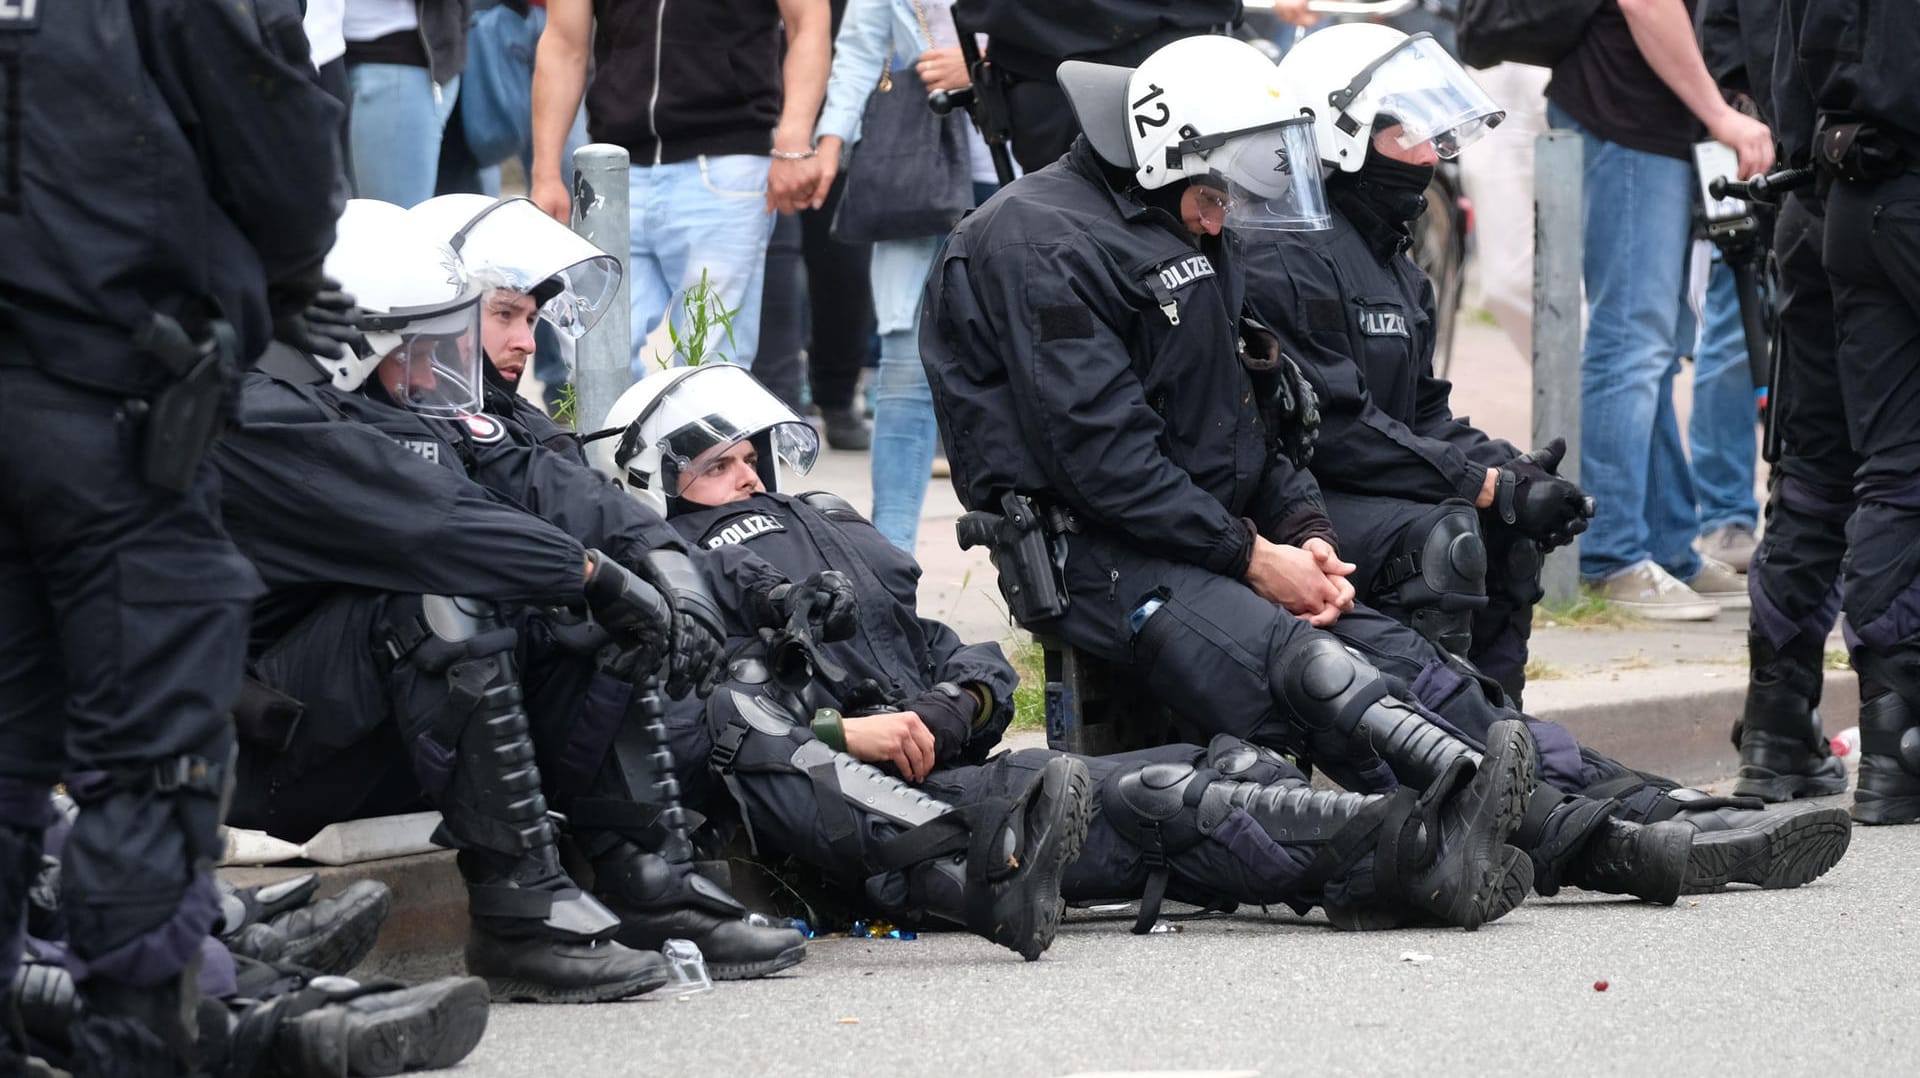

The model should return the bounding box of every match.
[1328,140,1436,262]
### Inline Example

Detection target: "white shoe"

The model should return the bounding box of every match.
[1686,555,1750,611]
[1593,560,1722,621]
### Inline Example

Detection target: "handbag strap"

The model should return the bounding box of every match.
[908,0,936,49]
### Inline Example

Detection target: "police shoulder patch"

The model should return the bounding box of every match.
[461,413,507,445]
[701,512,787,549]
[0,0,39,30]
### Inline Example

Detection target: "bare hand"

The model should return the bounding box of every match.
[531,170,572,224]
[1270,0,1321,28]
[1245,535,1345,626]
[844,711,937,782]
[1707,108,1775,179]
[767,154,821,214]
[808,135,843,211]
[1302,537,1357,618]
[916,48,970,93]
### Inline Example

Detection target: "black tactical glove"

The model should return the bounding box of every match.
[1490,438,1596,550]
[635,549,728,699]
[754,570,859,642]
[271,273,361,360]
[583,549,674,675]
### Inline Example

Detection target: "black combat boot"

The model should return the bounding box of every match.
[1734,634,1848,802]
[1852,684,1920,825]
[1515,790,1691,905]
[263,976,491,1077]
[1588,779,1853,893]
[900,756,1093,960]
[219,877,393,975]
[68,973,198,1078]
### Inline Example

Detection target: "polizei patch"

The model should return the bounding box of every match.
[461,413,507,445]
[701,513,787,549]
[1157,254,1215,292]
[1358,309,1409,339]
[0,0,39,29]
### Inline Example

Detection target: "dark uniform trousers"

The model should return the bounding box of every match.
[229,593,604,846]
[1824,172,1920,674]
[1748,192,1857,684]
[0,366,255,989]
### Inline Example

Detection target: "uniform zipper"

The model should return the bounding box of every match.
[647,0,668,165]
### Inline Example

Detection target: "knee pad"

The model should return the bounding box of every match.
[381,595,524,791]
[1274,634,1391,740]
[1101,762,1215,856]
[1204,734,1306,786]
[1373,503,1488,655]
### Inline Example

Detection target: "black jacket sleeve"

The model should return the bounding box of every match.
[146,0,345,288]
[962,241,1250,574]
[1250,245,1505,504]
[215,416,587,604]
[463,437,690,565]
[1249,455,1338,550]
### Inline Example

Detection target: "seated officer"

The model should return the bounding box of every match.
[1245,25,1598,707]
[917,36,1852,910]
[215,201,806,1001]
[599,366,1546,940]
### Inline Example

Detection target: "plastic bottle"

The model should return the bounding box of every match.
[1832,726,1860,758]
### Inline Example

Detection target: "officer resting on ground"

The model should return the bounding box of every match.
[211,200,808,1002]
[1243,25,1598,708]
[12,796,487,1078]
[917,36,1852,916]
[600,367,1542,942]
[0,0,347,1072]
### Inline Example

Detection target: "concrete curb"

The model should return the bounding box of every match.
[221,668,1862,971]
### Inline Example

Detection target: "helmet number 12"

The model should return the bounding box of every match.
[1132,84,1170,137]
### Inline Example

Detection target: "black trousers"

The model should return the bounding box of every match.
[754,173,875,414]
[1824,172,1920,663]
[0,367,254,987]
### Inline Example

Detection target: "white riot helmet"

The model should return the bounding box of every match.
[593,364,820,515]
[406,195,622,339]
[1056,35,1330,232]
[1277,25,1504,172]
[319,199,486,416]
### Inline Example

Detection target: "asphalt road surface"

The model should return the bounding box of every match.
[452,793,1911,1078]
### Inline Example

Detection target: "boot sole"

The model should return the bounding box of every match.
[999,758,1093,961]
[1733,765,1849,804]
[709,942,808,981]
[282,882,393,976]
[1418,720,1538,931]
[1852,790,1920,826]
[1337,846,1534,932]
[479,965,668,1004]
[1681,806,1852,892]
[341,976,492,1076]
[1479,845,1535,927]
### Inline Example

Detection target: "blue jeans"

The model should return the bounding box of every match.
[627,155,774,377]
[1690,255,1762,534]
[1552,104,1702,582]
[870,322,938,552]
[347,64,459,208]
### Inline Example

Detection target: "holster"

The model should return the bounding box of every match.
[1815,118,1909,184]
[956,491,1071,624]
[130,313,239,495]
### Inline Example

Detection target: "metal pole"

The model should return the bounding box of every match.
[570,143,632,464]
[1533,130,1584,607]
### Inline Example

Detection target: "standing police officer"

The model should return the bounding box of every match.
[1246,24,1595,707]
[0,0,343,1072]
[1788,0,1920,825]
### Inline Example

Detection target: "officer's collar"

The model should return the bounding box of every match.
[1066,137,1178,228]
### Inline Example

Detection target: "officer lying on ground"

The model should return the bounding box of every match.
[1244,25,1599,707]
[212,201,806,1002]
[598,366,1542,943]
[917,36,1851,915]
[12,796,487,1078]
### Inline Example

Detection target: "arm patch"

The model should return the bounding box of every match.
[1305,299,1346,334]
[1038,304,1096,342]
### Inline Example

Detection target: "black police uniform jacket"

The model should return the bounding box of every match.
[0,0,343,393]
[921,137,1334,581]
[214,364,785,646]
[1243,207,1519,507]
[1786,0,1920,149]
[673,492,1017,766]
[482,362,585,465]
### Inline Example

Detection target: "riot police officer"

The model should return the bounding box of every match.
[1245,24,1596,707]
[919,35,1852,912]
[1786,0,1920,825]
[605,368,1543,940]
[216,201,807,998]
[0,0,344,1072]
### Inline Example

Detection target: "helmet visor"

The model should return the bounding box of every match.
[1367,36,1505,159]
[450,197,622,338]
[619,364,820,492]
[1204,117,1331,232]
[372,301,485,417]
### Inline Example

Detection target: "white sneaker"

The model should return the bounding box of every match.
[1593,560,1722,621]
[1686,555,1750,611]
